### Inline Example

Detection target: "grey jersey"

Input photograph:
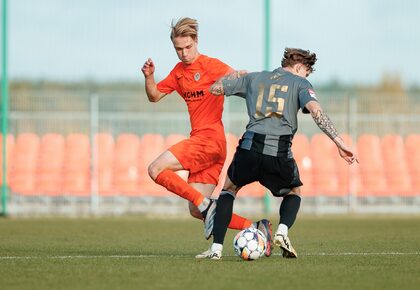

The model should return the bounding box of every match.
[222,68,318,156]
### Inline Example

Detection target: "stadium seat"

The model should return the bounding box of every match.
[356,134,387,197]
[164,133,187,150]
[94,133,115,196]
[114,134,141,195]
[335,134,358,196]
[381,134,413,196]
[291,134,314,196]
[63,133,90,196]
[310,133,340,196]
[10,133,40,195]
[36,133,65,195]
[405,134,420,194]
[240,181,266,197]
[0,134,15,186]
[138,134,166,196]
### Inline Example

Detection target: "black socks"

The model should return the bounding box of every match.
[213,191,235,244]
[279,194,301,228]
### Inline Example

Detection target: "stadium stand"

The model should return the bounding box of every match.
[0,134,14,186]
[94,133,115,196]
[10,133,40,195]
[63,133,90,196]
[357,134,388,197]
[114,134,140,195]
[138,133,166,196]
[381,134,413,196]
[36,133,65,195]
[3,132,420,202]
[291,134,314,196]
[405,134,420,194]
[311,133,340,196]
[335,134,358,196]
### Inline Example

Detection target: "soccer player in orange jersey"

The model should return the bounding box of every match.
[141,17,272,246]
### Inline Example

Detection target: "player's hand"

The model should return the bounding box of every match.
[141,58,155,77]
[337,146,359,165]
[237,70,249,77]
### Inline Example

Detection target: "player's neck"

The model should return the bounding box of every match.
[283,67,293,74]
[183,53,201,66]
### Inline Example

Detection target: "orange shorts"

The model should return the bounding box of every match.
[169,134,226,185]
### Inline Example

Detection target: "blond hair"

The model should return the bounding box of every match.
[170,17,198,41]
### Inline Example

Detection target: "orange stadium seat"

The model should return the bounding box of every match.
[138,134,166,196]
[94,133,115,196]
[240,181,266,198]
[381,134,413,196]
[36,133,65,195]
[63,133,90,196]
[405,134,420,193]
[0,134,15,186]
[164,133,187,150]
[310,133,340,196]
[10,133,40,195]
[357,134,387,197]
[114,134,140,195]
[335,134,358,196]
[291,134,314,196]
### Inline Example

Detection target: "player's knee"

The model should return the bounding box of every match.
[288,187,301,197]
[147,162,161,180]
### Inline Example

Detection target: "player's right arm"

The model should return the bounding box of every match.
[141,58,167,102]
[305,100,358,164]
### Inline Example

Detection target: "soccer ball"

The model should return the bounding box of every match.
[233,227,267,260]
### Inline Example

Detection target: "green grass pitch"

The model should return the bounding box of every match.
[0,215,419,290]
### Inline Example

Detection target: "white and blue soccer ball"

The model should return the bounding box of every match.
[233,227,267,260]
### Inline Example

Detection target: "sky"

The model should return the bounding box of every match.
[5,0,420,86]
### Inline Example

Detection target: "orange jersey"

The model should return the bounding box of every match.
[157,54,231,139]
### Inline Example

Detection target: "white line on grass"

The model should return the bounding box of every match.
[0,252,419,260]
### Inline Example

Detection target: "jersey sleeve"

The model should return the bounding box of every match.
[207,58,233,81]
[222,75,250,98]
[298,79,318,114]
[156,66,179,94]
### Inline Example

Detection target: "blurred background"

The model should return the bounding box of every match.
[1,0,419,216]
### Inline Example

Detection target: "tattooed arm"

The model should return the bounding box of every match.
[305,100,358,164]
[209,70,248,95]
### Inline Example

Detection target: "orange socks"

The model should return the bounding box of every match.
[155,169,253,230]
[228,213,252,230]
[155,169,204,207]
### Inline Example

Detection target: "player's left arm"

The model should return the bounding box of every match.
[209,70,248,96]
[305,100,358,164]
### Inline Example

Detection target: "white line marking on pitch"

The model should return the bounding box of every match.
[0,252,419,260]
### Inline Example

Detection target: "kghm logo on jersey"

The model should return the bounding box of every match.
[194,72,200,81]
[183,90,204,102]
[308,89,317,100]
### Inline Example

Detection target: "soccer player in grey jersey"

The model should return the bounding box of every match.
[197,48,358,260]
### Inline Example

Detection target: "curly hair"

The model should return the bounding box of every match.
[281,48,317,72]
[170,17,199,41]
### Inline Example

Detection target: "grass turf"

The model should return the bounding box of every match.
[0,215,419,290]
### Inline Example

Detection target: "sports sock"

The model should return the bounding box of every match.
[228,213,253,230]
[211,243,223,252]
[276,223,289,237]
[155,169,204,207]
[279,194,301,229]
[213,191,235,244]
